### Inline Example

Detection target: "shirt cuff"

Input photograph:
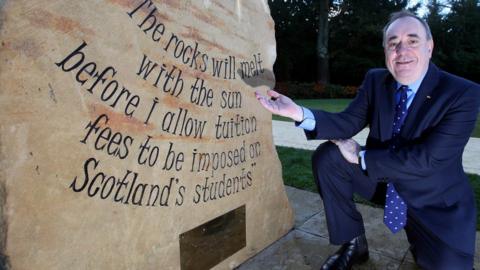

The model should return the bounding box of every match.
[359,150,367,170]
[295,107,316,131]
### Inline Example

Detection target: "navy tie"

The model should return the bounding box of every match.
[384,85,409,233]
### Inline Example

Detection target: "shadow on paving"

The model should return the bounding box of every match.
[237,186,480,270]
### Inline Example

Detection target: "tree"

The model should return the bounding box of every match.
[328,0,416,85]
[443,0,480,82]
[316,0,331,85]
[269,0,319,82]
[425,0,449,68]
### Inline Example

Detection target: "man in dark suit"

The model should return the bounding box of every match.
[256,10,480,269]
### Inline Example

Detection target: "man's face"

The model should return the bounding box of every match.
[384,17,433,85]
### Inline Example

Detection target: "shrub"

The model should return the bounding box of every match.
[274,81,358,99]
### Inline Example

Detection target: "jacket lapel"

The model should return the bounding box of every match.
[400,62,440,138]
[380,74,397,141]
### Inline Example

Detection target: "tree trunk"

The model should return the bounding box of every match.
[316,0,329,85]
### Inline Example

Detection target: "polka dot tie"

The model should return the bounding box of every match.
[384,85,409,234]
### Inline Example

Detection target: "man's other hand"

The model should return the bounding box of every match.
[331,139,360,164]
[255,90,303,122]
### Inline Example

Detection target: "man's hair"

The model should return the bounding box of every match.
[382,10,433,47]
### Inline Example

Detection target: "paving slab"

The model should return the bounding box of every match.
[238,186,480,269]
[237,229,403,270]
[401,250,480,269]
[236,230,332,270]
[298,205,410,262]
[398,260,422,270]
[284,186,323,227]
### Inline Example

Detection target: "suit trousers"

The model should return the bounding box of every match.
[312,141,474,269]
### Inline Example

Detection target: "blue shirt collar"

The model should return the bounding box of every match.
[395,71,427,94]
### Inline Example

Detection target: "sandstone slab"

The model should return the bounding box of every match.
[0,1,293,269]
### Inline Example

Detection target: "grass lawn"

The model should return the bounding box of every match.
[273,99,480,138]
[276,145,480,230]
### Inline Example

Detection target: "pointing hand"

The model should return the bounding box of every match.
[255,90,303,122]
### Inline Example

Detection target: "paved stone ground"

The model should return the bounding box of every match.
[238,186,480,270]
[236,120,480,269]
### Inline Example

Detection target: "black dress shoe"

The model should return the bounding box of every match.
[320,234,369,270]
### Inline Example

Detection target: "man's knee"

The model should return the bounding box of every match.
[312,141,342,170]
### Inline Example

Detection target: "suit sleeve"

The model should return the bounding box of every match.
[304,71,372,140]
[365,85,480,181]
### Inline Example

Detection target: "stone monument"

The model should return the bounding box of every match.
[0,0,293,269]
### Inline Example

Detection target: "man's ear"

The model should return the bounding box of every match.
[427,40,434,57]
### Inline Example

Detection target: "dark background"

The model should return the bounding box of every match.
[269,0,480,98]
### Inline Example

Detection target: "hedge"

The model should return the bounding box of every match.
[274,82,358,99]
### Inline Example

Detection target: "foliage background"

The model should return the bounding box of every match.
[269,0,480,97]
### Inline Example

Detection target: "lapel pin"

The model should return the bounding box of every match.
[426,95,432,99]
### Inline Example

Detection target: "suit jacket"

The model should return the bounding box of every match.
[305,63,480,255]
